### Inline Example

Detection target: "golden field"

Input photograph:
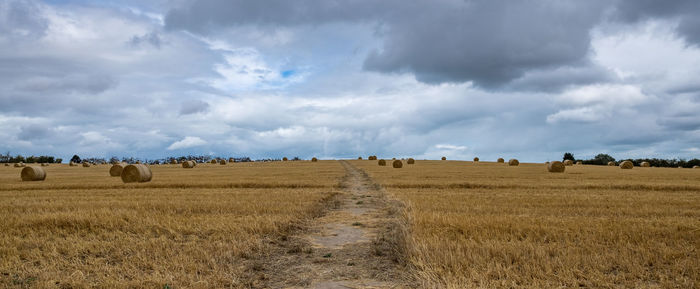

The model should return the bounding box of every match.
[351,160,700,288]
[2,159,699,288]
[0,161,344,288]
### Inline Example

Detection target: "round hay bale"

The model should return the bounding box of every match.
[620,161,633,169]
[547,161,565,173]
[69,162,77,166]
[608,161,616,166]
[497,158,504,163]
[311,157,318,162]
[110,163,126,177]
[210,159,217,164]
[693,165,699,169]
[473,157,479,162]
[441,156,446,160]
[219,159,227,165]
[392,160,403,168]
[120,164,152,183]
[182,161,195,168]
[283,157,288,161]
[563,160,574,166]
[378,159,387,166]
[368,156,377,160]
[4,163,9,166]
[358,157,363,160]
[14,163,23,167]
[229,158,235,163]
[41,163,49,167]
[135,161,141,164]
[508,159,519,166]
[576,161,582,165]
[21,166,46,181]
[641,161,650,167]
[170,159,178,164]
[82,162,91,167]
[407,158,415,164]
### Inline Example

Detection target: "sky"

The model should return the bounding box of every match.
[1,0,700,162]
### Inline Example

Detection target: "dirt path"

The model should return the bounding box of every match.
[259,160,410,288]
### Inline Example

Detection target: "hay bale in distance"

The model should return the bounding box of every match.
[14,163,24,167]
[608,161,616,166]
[170,159,178,164]
[182,161,195,168]
[473,157,479,162]
[620,161,633,169]
[228,158,235,163]
[210,159,217,164]
[368,156,377,160]
[3,163,9,166]
[41,163,49,167]
[547,161,565,173]
[641,161,650,167]
[378,159,387,166]
[21,166,46,181]
[441,156,447,160]
[508,159,520,166]
[693,165,699,169]
[135,161,141,164]
[563,160,574,166]
[219,159,227,165]
[110,163,126,177]
[69,162,77,166]
[82,162,91,167]
[311,157,318,162]
[576,161,582,165]
[407,158,415,164]
[358,157,363,160]
[121,164,152,183]
[392,160,403,168]
[283,157,288,161]
[497,158,504,163]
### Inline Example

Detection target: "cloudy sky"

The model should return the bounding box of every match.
[1,0,700,162]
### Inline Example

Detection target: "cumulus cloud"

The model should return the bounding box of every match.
[167,136,206,150]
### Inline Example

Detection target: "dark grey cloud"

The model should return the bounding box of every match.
[657,116,700,131]
[364,1,608,88]
[0,0,48,39]
[164,0,388,32]
[17,124,52,141]
[612,0,700,46]
[179,100,210,115]
[128,32,164,48]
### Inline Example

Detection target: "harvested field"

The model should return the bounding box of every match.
[2,160,698,288]
[0,161,344,288]
[351,160,700,288]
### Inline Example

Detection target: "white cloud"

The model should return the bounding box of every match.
[167,136,206,150]
[434,144,468,151]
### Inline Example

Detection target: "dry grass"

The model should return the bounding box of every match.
[0,161,344,288]
[351,160,700,288]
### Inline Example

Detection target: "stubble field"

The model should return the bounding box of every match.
[0,161,344,288]
[1,160,698,288]
[352,160,700,288]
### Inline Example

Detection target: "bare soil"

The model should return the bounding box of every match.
[254,160,411,288]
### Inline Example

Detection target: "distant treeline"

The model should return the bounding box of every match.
[565,153,700,168]
[0,153,62,164]
[0,153,309,164]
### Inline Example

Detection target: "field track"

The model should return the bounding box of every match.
[260,160,409,288]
